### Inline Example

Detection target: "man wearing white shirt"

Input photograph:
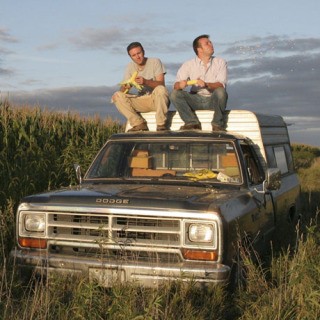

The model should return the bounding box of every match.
[170,34,228,131]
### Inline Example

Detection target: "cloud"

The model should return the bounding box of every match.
[223,36,320,56]
[0,28,18,43]
[69,28,127,50]
[145,40,191,55]
[34,27,130,52]
[37,43,60,51]
[0,66,14,76]
[0,46,14,55]
[0,28,17,60]
[67,25,168,51]
[0,29,17,78]
[67,24,181,54]
[6,85,125,121]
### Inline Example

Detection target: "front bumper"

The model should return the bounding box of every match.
[11,249,230,287]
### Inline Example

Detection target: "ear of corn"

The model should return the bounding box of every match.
[119,71,143,93]
[187,79,198,86]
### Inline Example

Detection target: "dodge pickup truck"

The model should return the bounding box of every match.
[12,110,301,286]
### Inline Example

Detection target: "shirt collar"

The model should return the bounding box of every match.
[195,55,214,66]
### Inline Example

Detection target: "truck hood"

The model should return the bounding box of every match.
[22,183,244,212]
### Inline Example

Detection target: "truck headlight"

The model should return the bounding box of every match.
[24,214,46,232]
[182,221,218,261]
[188,223,214,243]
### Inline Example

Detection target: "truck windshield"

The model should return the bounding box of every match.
[86,141,242,184]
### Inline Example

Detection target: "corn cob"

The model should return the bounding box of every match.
[186,79,198,86]
[119,71,143,93]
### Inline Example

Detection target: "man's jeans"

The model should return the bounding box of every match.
[170,87,228,127]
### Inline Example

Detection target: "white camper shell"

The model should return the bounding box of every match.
[126,110,292,172]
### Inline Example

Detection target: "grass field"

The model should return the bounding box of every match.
[0,101,319,319]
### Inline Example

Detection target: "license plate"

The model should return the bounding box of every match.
[89,268,125,286]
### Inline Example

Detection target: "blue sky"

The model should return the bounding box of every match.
[1,0,320,146]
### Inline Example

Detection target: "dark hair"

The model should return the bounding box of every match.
[192,34,210,55]
[126,42,145,55]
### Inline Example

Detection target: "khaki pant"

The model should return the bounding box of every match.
[113,85,169,127]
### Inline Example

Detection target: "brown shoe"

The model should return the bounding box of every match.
[211,124,225,132]
[180,123,202,130]
[128,122,149,132]
[156,124,167,131]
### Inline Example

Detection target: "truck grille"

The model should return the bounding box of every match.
[47,212,181,262]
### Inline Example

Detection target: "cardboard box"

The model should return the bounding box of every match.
[221,153,238,167]
[132,150,149,157]
[131,168,176,177]
[128,156,153,168]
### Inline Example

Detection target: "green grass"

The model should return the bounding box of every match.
[1,101,319,319]
[0,100,124,207]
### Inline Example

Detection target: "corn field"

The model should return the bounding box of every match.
[0,100,123,208]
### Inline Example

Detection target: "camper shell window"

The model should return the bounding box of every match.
[265,144,294,175]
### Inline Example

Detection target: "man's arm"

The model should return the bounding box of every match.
[173,60,192,90]
[135,73,165,89]
[173,80,188,90]
[196,79,224,91]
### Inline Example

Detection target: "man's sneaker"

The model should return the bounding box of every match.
[128,122,149,132]
[211,124,225,132]
[156,124,167,131]
[179,123,202,130]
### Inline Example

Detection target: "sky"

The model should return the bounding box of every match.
[1,0,320,146]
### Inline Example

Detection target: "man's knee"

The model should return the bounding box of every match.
[153,85,168,96]
[112,91,126,103]
[170,89,184,102]
[153,86,169,108]
[214,87,228,101]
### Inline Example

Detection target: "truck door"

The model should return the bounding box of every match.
[241,144,276,242]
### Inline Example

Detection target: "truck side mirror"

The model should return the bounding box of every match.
[265,168,281,191]
[74,164,82,185]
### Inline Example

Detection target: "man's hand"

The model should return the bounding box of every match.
[135,76,144,85]
[121,83,131,92]
[119,71,143,93]
[197,79,206,88]
[178,80,188,89]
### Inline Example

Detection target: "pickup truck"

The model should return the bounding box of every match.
[11,110,301,287]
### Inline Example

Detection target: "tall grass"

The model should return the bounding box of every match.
[298,158,320,216]
[1,272,230,319]
[1,101,319,319]
[0,100,123,205]
[236,217,320,320]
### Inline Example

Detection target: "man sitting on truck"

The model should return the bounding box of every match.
[112,42,170,132]
[170,34,228,131]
